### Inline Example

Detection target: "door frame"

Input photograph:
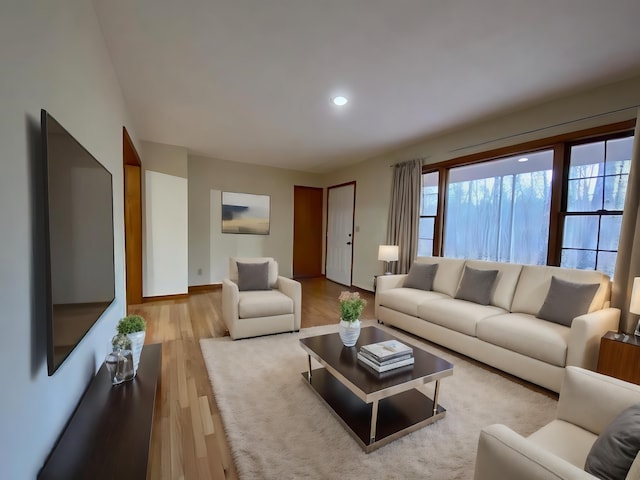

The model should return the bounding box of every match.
[123,127,143,306]
[325,181,356,286]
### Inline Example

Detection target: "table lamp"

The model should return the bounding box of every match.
[631,277,640,336]
[378,245,399,275]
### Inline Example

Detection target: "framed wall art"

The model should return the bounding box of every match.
[221,191,270,235]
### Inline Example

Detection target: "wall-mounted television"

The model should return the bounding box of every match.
[42,110,116,375]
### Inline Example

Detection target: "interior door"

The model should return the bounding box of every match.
[293,186,323,278]
[326,182,355,286]
[123,127,143,306]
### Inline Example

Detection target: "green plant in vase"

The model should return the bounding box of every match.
[338,291,367,347]
[116,315,147,375]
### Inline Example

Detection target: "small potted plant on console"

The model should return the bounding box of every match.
[116,314,146,375]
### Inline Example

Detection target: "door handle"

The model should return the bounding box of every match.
[346,242,352,245]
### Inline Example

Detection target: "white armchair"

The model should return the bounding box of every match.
[474,366,640,480]
[222,257,301,340]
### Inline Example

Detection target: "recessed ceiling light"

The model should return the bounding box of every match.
[518,157,529,163]
[332,96,348,106]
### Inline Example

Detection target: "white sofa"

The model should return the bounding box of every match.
[222,257,301,340]
[375,257,620,392]
[474,366,640,480]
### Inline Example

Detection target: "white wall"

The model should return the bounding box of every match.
[323,75,640,291]
[0,1,136,478]
[144,170,189,296]
[188,154,322,284]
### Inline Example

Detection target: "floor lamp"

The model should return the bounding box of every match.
[378,245,399,275]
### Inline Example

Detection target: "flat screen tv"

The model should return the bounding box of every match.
[42,110,116,375]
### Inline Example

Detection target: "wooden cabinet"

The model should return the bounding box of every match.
[597,331,640,385]
[39,344,161,479]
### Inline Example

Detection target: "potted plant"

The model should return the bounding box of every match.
[338,291,367,347]
[116,315,146,374]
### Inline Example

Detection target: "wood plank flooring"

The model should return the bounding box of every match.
[128,277,374,480]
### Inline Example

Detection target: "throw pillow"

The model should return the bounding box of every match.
[403,263,439,291]
[454,266,498,305]
[236,261,270,291]
[585,402,640,480]
[537,276,599,327]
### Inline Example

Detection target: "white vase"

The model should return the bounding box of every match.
[339,319,361,347]
[127,331,146,375]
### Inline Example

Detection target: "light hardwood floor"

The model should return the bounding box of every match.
[128,277,375,480]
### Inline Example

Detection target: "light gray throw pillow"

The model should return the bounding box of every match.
[236,261,270,291]
[403,263,439,291]
[585,402,640,480]
[537,276,599,327]
[454,266,498,306]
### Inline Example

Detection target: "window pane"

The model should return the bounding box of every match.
[418,217,435,256]
[444,149,552,263]
[561,249,596,270]
[599,215,622,251]
[569,142,604,179]
[567,178,603,211]
[604,174,628,210]
[421,172,439,216]
[605,136,633,175]
[596,251,617,278]
[562,216,598,250]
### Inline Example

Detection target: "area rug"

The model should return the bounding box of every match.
[200,322,557,480]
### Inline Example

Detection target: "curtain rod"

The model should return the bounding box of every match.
[449,104,640,154]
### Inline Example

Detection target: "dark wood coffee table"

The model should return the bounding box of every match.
[299,326,453,452]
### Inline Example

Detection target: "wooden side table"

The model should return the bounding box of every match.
[596,331,640,385]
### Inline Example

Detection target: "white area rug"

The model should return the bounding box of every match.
[200,322,557,480]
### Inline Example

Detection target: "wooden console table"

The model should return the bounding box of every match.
[597,331,640,385]
[39,343,162,479]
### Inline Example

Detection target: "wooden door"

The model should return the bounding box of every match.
[293,186,323,278]
[123,128,143,306]
[326,182,355,286]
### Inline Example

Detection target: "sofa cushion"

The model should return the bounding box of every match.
[537,276,600,327]
[528,419,597,469]
[377,288,448,317]
[510,265,609,316]
[404,263,438,291]
[238,290,293,318]
[465,260,523,311]
[417,298,506,337]
[455,266,499,305]
[230,257,278,288]
[585,402,640,480]
[476,313,570,367]
[413,257,466,297]
[236,261,270,291]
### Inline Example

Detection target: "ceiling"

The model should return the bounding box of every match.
[93,0,640,173]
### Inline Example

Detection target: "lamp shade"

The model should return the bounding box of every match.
[378,245,399,262]
[630,277,640,315]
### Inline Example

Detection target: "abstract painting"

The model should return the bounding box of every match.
[221,192,270,234]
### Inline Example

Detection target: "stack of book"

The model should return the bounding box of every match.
[357,339,414,373]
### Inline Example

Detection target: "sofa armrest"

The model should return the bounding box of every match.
[556,366,640,435]
[376,274,406,293]
[277,276,302,331]
[222,279,239,338]
[566,308,620,370]
[474,424,595,480]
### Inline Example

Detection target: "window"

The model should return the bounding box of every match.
[560,134,634,277]
[418,119,635,277]
[418,171,438,256]
[444,150,553,264]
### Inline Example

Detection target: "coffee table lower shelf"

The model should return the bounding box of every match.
[301,368,446,453]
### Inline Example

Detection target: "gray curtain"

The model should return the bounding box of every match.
[386,159,422,274]
[612,109,640,333]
